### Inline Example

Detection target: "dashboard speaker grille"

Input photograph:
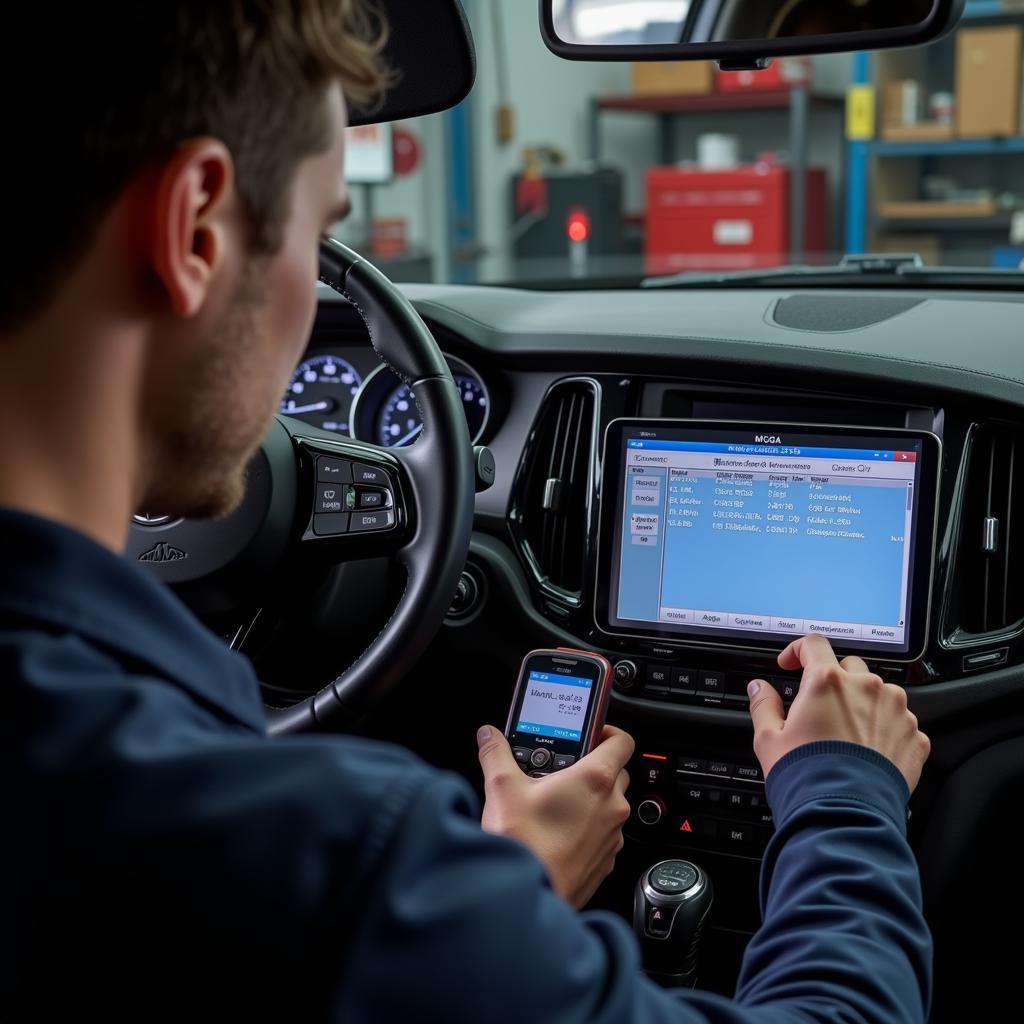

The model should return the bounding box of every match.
[954,423,1024,636]
[513,380,597,600]
[773,295,924,332]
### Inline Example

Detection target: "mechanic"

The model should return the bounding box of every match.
[0,3,931,1021]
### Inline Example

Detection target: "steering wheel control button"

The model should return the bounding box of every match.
[529,747,552,769]
[650,862,697,895]
[313,513,350,537]
[552,754,576,771]
[316,484,347,515]
[513,747,531,766]
[349,510,396,533]
[356,488,388,509]
[316,457,353,484]
[636,797,665,826]
[353,463,388,487]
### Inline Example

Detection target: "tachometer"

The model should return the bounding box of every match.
[281,354,361,435]
[378,373,489,447]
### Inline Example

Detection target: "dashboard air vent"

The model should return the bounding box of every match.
[954,423,1024,636]
[513,379,597,601]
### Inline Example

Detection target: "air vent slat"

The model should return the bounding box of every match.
[514,380,597,600]
[1003,435,1016,626]
[549,398,569,479]
[953,423,1024,638]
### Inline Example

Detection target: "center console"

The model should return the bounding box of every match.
[503,376,1021,868]
[592,419,940,858]
[499,377,1016,991]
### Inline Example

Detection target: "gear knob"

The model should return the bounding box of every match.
[633,859,713,986]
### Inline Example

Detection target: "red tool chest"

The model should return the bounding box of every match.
[645,166,827,275]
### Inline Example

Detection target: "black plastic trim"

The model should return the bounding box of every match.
[466,531,1024,730]
[539,0,964,64]
[348,0,476,127]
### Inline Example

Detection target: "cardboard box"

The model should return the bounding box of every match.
[631,61,714,96]
[882,80,924,128]
[877,199,999,218]
[716,57,811,92]
[957,26,1023,137]
[876,233,942,266]
[881,123,954,141]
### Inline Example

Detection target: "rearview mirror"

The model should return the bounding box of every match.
[540,0,964,66]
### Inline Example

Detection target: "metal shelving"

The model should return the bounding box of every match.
[874,215,1015,232]
[845,1,1024,254]
[591,87,844,263]
[866,137,1024,156]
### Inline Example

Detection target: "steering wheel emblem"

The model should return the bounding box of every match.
[138,542,188,564]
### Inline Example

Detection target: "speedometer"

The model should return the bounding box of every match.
[378,372,489,444]
[378,374,489,447]
[281,354,361,435]
[349,358,492,447]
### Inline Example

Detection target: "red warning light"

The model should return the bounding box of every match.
[680,820,693,833]
[567,208,590,243]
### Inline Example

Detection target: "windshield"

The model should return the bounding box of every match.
[332,1,1024,288]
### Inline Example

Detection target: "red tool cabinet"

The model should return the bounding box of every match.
[645,166,827,275]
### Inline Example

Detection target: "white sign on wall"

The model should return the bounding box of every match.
[345,123,394,184]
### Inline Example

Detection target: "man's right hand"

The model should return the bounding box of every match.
[748,635,931,793]
[476,724,634,909]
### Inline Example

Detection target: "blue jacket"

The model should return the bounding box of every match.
[0,509,931,1021]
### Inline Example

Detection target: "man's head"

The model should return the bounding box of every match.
[0,2,388,524]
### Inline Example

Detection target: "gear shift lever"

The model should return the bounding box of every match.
[633,859,713,987]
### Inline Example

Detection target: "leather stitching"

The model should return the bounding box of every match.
[304,257,433,718]
[343,283,428,448]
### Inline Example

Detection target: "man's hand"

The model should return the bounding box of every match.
[748,634,931,793]
[476,724,634,908]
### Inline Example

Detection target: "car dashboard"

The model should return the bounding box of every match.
[294,280,1024,1002]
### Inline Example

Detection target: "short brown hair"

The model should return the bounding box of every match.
[1,1,389,332]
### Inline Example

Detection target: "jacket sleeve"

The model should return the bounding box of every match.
[734,741,932,1023]
[332,741,931,1024]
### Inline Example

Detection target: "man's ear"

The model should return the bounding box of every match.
[148,139,236,318]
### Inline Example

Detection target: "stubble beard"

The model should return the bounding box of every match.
[137,265,278,521]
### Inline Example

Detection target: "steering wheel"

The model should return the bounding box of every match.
[126,239,476,734]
